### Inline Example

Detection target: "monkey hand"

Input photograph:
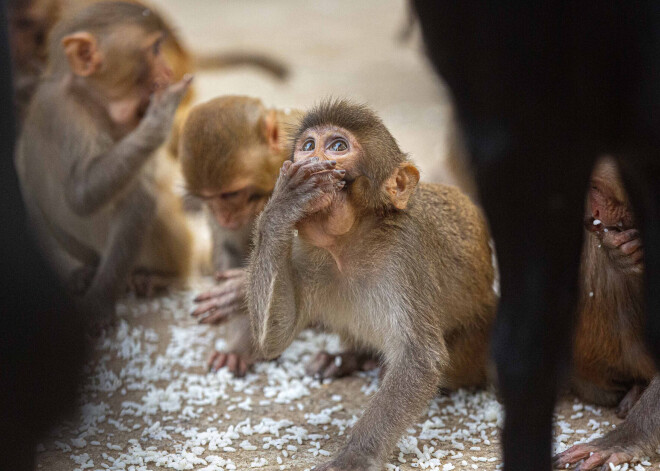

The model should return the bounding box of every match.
[306,350,380,379]
[66,265,97,295]
[207,349,253,378]
[552,424,650,471]
[140,74,193,145]
[267,158,345,222]
[191,268,246,324]
[596,228,644,274]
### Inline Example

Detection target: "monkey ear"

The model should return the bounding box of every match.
[383,162,420,210]
[263,110,281,154]
[61,32,103,77]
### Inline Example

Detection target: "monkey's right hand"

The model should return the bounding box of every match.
[599,228,644,274]
[139,74,193,144]
[191,268,246,324]
[267,158,345,222]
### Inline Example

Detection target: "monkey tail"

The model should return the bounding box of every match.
[193,52,290,80]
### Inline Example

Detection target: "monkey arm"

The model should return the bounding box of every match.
[324,341,444,469]
[246,209,305,360]
[65,78,191,216]
[66,129,162,216]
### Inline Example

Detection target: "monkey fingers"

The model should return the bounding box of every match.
[616,384,645,419]
[207,350,251,377]
[128,271,172,297]
[191,296,243,324]
[215,268,245,281]
[305,351,379,379]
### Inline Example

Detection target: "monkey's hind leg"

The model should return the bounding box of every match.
[82,185,156,325]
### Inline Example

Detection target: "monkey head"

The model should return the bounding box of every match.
[180,96,286,231]
[8,0,59,77]
[48,1,173,131]
[291,100,420,248]
[586,157,635,232]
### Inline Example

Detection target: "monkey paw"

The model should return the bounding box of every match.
[553,444,635,470]
[208,350,252,378]
[305,351,379,379]
[192,270,246,324]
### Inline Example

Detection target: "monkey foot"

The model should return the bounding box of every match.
[208,350,252,377]
[127,271,171,298]
[553,444,634,470]
[615,384,644,419]
[305,351,379,379]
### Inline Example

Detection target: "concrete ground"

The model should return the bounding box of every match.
[34,1,659,470]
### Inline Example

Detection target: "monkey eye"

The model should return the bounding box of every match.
[302,139,315,152]
[220,191,240,200]
[152,39,162,55]
[329,139,348,152]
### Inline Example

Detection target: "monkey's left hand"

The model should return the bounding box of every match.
[599,228,644,274]
[191,269,246,324]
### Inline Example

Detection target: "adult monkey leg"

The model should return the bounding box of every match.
[478,145,593,471]
[412,2,626,469]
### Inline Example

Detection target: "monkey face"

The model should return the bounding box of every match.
[292,126,361,245]
[8,0,55,74]
[199,184,270,231]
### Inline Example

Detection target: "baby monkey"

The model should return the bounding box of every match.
[179,96,302,376]
[247,100,497,470]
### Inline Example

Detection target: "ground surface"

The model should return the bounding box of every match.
[34,1,659,470]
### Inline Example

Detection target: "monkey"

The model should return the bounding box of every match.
[412,3,660,471]
[7,0,289,144]
[246,100,497,470]
[7,0,60,122]
[178,95,303,376]
[0,5,89,469]
[553,157,659,470]
[14,1,196,326]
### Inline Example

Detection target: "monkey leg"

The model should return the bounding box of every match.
[474,147,594,471]
[315,346,441,471]
[305,350,380,379]
[554,376,660,470]
[82,184,156,323]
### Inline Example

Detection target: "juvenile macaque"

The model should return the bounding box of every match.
[179,96,302,376]
[7,0,60,122]
[7,0,289,144]
[554,158,658,470]
[14,1,195,325]
[247,100,497,470]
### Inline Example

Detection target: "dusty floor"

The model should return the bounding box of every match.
[34,1,660,470]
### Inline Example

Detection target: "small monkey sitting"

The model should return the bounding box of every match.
[247,100,497,470]
[15,2,195,326]
[179,96,302,376]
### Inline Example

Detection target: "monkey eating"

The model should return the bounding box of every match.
[179,96,302,376]
[553,158,659,470]
[14,1,195,326]
[247,100,497,470]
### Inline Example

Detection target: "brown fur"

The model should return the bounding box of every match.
[554,158,660,469]
[248,100,497,470]
[179,96,302,376]
[14,1,194,324]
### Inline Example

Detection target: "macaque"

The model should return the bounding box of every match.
[178,96,302,376]
[7,0,60,122]
[14,1,196,325]
[553,158,658,470]
[247,100,497,470]
[7,0,289,144]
